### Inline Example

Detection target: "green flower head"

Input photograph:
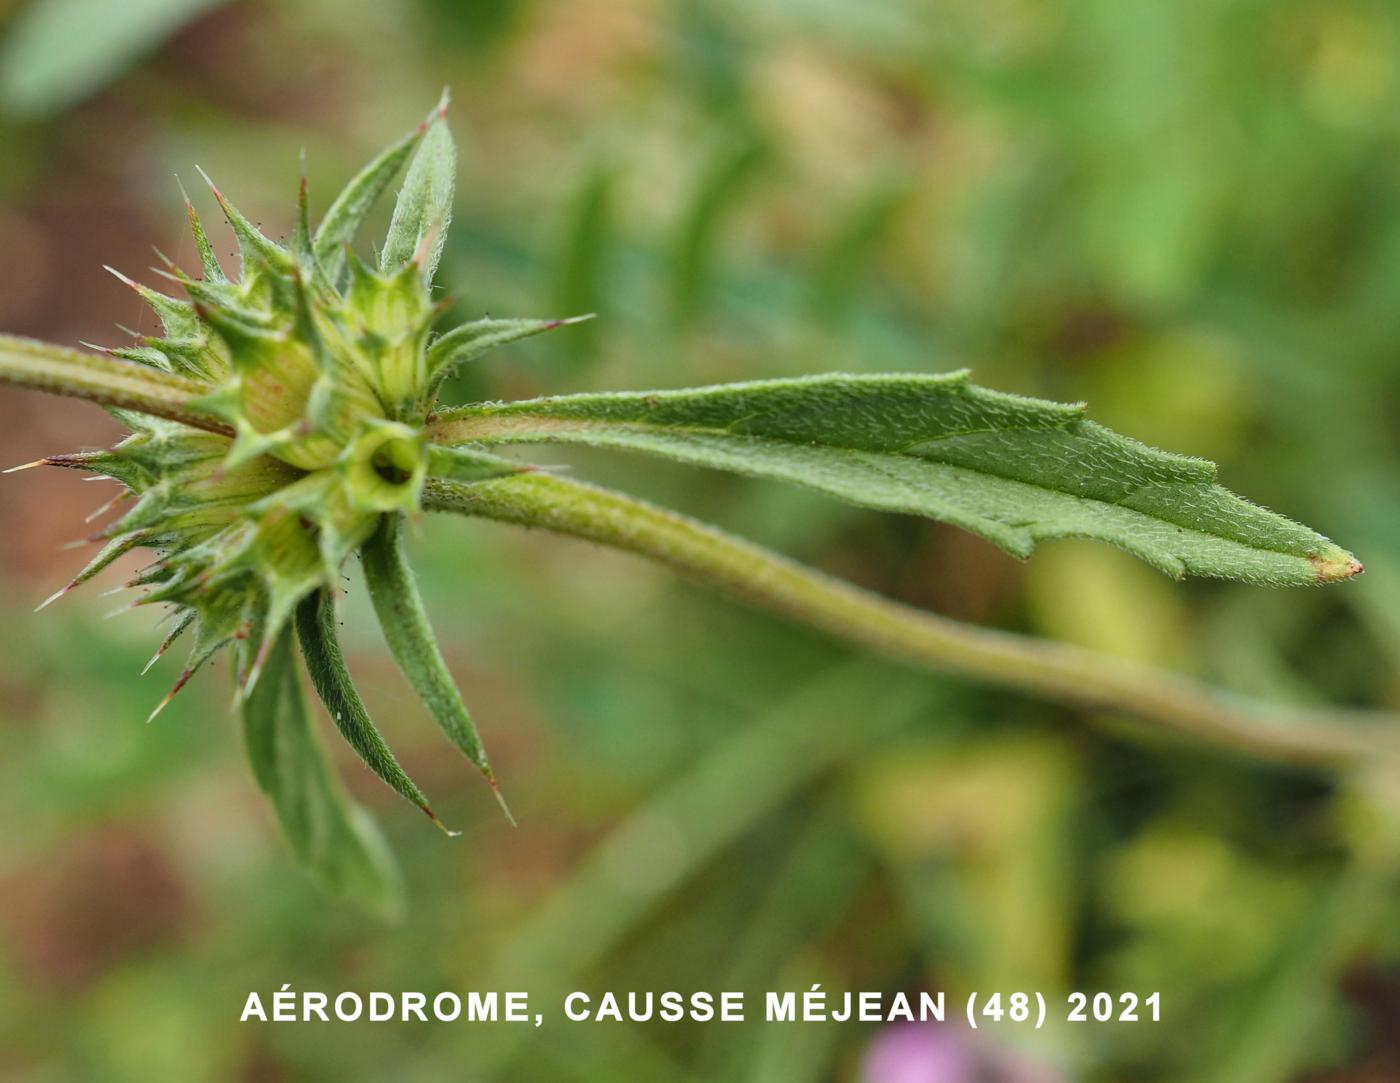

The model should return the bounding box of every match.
[28,94,585,834]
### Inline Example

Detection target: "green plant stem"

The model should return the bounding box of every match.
[0,333,230,434]
[424,472,1398,768]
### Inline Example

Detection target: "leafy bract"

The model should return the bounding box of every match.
[362,515,503,813]
[428,371,1360,586]
[240,630,403,917]
[381,94,455,281]
[314,122,426,285]
[294,588,451,832]
[425,315,594,394]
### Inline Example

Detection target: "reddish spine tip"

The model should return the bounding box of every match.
[147,668,193,722]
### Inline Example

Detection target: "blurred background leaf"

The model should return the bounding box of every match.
[0,0,228,118]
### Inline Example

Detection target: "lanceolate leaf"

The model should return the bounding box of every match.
[241,629,403,916]
[294,588,451,831]
[427,444,532,483]
[425,315,595,393]
[428,371,1361,586]
[313,123,425,284]
[381,94,455,281]
[362,515,503,802]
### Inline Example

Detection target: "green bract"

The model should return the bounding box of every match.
[0,98,1365,910]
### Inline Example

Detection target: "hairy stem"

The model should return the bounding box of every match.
[424,473,1397,768]
[0,334,230,434]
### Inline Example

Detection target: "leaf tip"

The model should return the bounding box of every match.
[1311,548,1364,583]
[416,89,451,134]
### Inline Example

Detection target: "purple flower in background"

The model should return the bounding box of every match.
[862,1023,1064,1083]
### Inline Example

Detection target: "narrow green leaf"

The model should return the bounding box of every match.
[313,123,426,284]
[177,176,226,283]
[195,166,294,276]
[806,175,909,326]
[428,372,1361,586]
[381,93,455,281]
[241,629,403,917]
[426,315,594,391]
[427,444,532,483]
[294,587,454,832]
[671,133,765,325]
[0,333,228,433]
[362,515,505,807]
[553,166,613,362]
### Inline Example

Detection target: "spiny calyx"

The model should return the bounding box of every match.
[37,96,580,820]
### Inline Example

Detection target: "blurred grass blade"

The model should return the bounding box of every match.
[805,175,909,327]
[552,166,613,363]
[428,372,1361,585]
[381,92,454,280]
[314,123,426,284]
[0,333,229,432]
[240,628,403,917]
[0,0,226,118]
[361,515,502,800]
[671,133,765,325]
[294,587,452,832]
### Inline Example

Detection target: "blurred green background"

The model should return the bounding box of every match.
[1,0,1399,1080]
